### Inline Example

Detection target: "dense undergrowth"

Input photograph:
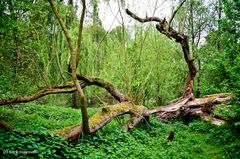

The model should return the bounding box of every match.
[0,103,239,159]
[0,103,100,131]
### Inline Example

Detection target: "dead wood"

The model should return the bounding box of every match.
[0,82,76,106]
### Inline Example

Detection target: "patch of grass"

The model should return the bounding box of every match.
[0,103,100,130]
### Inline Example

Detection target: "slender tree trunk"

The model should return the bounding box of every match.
[196,59,201,97]
[71,92,79,108]
[74,0,89,134]
[217,0,222,51]
[189,1,195,56]
[49,0,89,134]
[65,0,80,109]
[118,2,131,99]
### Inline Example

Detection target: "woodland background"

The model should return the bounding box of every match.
[0,0,239,158]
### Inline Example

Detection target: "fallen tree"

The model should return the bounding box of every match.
[54,93,231,141]
[0,2,232,141]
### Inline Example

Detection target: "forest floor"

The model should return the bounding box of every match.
[0,103,239,159]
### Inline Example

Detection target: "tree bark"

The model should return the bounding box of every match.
[72,92,79,108]
[0,82,76,106]
[76,74,129,102]
[0,120,13,131]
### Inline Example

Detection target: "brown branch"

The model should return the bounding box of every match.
[122,115,144,131]
[169,0,186,28]
[77,74,129,102]
[0,81,88,106]
[0,75,128,106]
[0,120,13,131]
[3,77,228,110]
[125,9,162,23]
[0,120,32,135]
[126,8,197,97]
[0,84,76,106]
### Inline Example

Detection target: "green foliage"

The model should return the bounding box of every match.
[0,0,187,106]
[0,119,238,159]
[0,103,99,130]
[81,25,186,105]
[1,105,239,159]
[0,1,239,158]
[198,0,240,125]
[0,0,54,98]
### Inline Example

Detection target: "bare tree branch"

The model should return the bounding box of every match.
[76,0,86,66]
[0,75,128,106]
[0,83,76,106]
[125,9,162,23]
[169,0,186,28]
[76,74,129,102]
